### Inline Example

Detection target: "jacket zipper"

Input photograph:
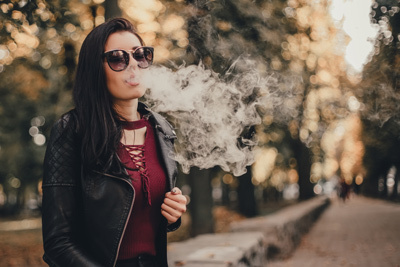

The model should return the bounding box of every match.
[93,169,135,267]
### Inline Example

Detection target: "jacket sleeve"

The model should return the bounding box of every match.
[42,113,101,267]
[167,218,181,232]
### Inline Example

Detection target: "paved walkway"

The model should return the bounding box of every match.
[268,196,400,267]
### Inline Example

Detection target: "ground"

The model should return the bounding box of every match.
[0,206,244,266]
[268,196,400,267]
[0,228,45,267]
[2,196,398,267]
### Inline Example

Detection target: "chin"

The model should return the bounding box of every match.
[137,86,147,97]
[130,91,147,100]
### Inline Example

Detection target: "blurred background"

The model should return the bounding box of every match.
[0,0,399,266]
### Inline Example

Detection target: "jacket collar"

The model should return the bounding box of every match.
[138,102,177,139]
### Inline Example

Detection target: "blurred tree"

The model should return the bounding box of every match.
[0,0,93,213]
[0,59,48,213]
[237,166,258,217]
[104,0,122,19]
[357,0,400,199]
[185,167,214,236]
[0,0,370,223]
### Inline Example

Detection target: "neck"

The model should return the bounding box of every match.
[113,99,140,121]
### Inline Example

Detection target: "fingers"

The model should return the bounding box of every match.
[161,209,178,224]
[161,200,186,224]
[162,197,187,213]
[161,187,187,224]
[161,202,181,221]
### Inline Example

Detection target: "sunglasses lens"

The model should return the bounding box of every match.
[133,47,153,69]
[105,47,154,71]
[106,50,128,71]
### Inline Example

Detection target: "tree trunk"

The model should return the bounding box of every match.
[295,139,314,200]
[361,152,389,198]
[236,166,257,217]
[186,167,214,236]
[221,180,230,207]
[361,171,380,197]
[381,176,388,199]
[103,0,122,20]
[389,166,399,201]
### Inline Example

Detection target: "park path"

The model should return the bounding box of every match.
[268,195,400,267]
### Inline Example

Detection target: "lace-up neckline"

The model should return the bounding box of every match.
[121,118,152,205]
[116,112,168,259]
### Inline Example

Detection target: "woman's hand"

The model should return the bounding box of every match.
[161,187,187,224]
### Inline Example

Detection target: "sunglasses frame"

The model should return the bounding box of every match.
[103,46,154,72]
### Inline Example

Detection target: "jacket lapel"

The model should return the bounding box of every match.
[138,102,178,191]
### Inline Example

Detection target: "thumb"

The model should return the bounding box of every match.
[171,187,181,195]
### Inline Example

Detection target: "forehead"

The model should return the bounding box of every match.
[104,31,142,51]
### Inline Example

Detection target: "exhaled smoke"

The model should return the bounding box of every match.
[143,59,300,176]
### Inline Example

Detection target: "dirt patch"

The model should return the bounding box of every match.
[0,228,46,267]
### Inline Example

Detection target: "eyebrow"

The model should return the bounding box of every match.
[104,46,143,53]
[113,46,142,51]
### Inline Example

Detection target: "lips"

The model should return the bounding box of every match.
[125,76,140,86]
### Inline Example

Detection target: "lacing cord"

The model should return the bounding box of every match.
[124,144,151,206]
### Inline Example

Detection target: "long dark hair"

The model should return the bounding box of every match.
[73,18,144,172]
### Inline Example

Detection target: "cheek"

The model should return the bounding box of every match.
[104,67,120,93]
[104,64,112,85]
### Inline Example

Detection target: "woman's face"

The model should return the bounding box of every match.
[104,31,148,104]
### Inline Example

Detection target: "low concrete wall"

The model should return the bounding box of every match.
[167,196,330,266]
[231,196,330,259]
[168,232,265,267]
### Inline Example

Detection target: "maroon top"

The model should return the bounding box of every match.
[117,117,167,259]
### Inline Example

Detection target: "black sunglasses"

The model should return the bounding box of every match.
[103,46,154,71]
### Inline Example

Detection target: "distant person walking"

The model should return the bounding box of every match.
[338,177,350,202]
[41,18,187,267]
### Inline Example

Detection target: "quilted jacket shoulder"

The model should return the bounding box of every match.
[42,110,80,187]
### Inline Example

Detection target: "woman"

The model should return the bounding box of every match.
[42,18,187,267]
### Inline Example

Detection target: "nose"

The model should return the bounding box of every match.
[126,52,139,70]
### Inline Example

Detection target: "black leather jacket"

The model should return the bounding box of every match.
[42,103,180,267]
